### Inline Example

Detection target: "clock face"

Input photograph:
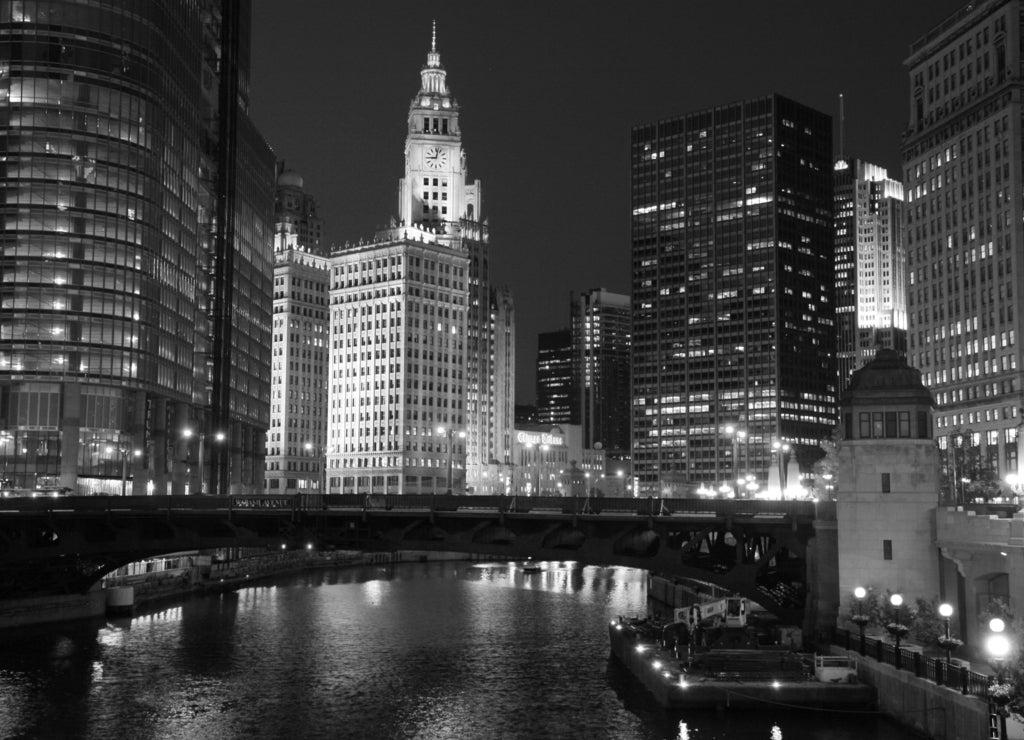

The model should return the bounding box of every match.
[425,146,448,170]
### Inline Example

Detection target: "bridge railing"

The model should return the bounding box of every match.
[315,493,822,518]
[834,627,991,697]
[0,492,827,520]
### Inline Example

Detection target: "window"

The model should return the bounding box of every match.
[881,473,891,493]
[859,412,871,438]
[883,540,893,560]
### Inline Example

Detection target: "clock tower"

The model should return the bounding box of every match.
[397,23,482,230]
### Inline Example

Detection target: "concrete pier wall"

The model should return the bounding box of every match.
[831,645,988,739]
[0,588,106,630]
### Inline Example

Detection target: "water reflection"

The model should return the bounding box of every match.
[0,562,905,740]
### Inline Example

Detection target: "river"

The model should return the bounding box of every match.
[0,560,911,739]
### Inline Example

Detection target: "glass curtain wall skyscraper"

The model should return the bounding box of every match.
[0,0,274,495]
[572,288,631,464]
[631,94,835,496]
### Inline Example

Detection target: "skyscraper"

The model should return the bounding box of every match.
[833,158,907,396]
[631,94,835,496]
[274,165,327,257]
[536,329,574,427]
[572,288,631,462]
[904,0,1024,485]
[267,169,329,495]
[0,0,274,496]
[326,26,512,495]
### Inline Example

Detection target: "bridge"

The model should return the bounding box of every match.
[0,494,837,629]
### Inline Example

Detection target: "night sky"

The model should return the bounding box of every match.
[251,1,966,404]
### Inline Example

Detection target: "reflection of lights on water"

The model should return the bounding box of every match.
[91,660,104,681]
[771,724,783,740]
[361,578,387,606]
[676,721,690,740]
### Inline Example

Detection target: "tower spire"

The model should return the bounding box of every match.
[431,19,436,53]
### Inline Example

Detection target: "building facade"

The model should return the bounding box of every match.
[630,94,835,496]
[904,0,1024,488]
[267,169,329,495]
[274,166,326,257]
[0,0,274,496]
[510,424,604,497]
[834,159,907,396]
[572,288,631,463]
[326,27,512,495]
[835,350,939,611]
[327,231,468,495]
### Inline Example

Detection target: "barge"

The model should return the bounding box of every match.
[609,610,876,710]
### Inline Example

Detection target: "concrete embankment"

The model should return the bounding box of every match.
[0,549,472,630]
[830,645,990,740]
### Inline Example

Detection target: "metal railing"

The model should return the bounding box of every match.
[834,627,991,697]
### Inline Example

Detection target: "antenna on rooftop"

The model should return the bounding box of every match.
[838,93,846,161]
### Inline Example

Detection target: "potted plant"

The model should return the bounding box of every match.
[988,682,1014,707]
[851,613,871,628]
[885,622,910,639]
[936,635,963,651]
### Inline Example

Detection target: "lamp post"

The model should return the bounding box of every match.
[987,618,1011,740]
[937,605,954,667]
[0,430,11,489]
[890,593,905,670]
[182,428,202,495]
[437,426,464,495]
[725,425,747,492]
[853,587,869,654]
[304,442,327,495]
[772,440,791,499]
[1006,472,1023,505]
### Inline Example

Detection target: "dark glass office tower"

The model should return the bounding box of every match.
[630,94,835,496]
[536,329,574,427]
[0,0,274,495]
[571,289,631,461]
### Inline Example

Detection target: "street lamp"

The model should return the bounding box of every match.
[852,587,869,654]
[725,425,747,489]
[437,426,464,495]
[937,602,957,679]
[304,442,327,495]
[1006,473,1023,504]
[772,440,791,499]
[889,593,905,670]
[0,431,12,489]
[182,428,201,495]
[987,618,1012,740]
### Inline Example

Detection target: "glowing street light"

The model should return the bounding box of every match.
[852,586,869,654]
[772,440,791,499]
[889,593,906,669]
[987,618,1012,740]
[938,603,955,668]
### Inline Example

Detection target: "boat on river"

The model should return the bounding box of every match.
[609,609,876,710]
[522,559,542,573]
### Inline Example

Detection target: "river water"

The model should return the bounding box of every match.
[0,561,910,739]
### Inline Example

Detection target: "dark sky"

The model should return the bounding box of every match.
[250,1,966,404]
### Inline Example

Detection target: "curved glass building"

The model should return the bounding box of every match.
[0,0,274,495]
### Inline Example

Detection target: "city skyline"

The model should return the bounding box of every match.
[251,0,965,402]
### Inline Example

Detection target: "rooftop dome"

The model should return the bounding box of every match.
[840,349,933,408]
[277,170,304,189]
